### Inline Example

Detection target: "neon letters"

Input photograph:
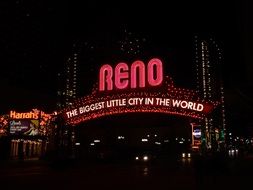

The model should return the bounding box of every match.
[10,110,39,119]
[99,58,163,91]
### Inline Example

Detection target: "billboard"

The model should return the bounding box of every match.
[191,123,202,148]
[9,119,39,136]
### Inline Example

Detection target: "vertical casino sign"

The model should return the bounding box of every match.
[191,123,202,149]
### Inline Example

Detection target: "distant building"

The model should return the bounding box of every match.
[56,43,82,158]
[194,35,226,150]
[117,29,146,59]
[57,43,81,109]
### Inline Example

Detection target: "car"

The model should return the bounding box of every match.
[134,151,157,163]
[181,152,192,159]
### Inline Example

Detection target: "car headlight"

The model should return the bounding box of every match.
[182,153,186,158]
[135,156,139,160]
[187,153,191,158]
[143,155,149,161]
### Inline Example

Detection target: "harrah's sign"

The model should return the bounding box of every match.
[9,109,50,120]
[99,58,163,91]
[10,110,39,119]
[61,57,218,125]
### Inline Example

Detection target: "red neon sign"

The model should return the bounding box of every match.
[60,57,219,126]
[99,58,163,91]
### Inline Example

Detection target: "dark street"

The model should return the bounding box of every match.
[1,155,253,190]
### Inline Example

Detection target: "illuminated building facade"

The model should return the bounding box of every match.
[57,43,80,109]
[56,43,82,158]
[0,109,56,160]
[116,29,147,62]
[194,35,226,150]
[118,29,144,56]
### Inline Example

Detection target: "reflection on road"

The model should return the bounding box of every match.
[0,155,253,190]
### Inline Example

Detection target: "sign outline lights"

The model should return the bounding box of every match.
[61,58,219,125]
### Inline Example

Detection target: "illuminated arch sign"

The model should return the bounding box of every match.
[61,58,218,125]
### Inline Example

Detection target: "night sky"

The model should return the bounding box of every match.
[0,0,252,135]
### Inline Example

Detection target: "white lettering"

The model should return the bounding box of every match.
[156,98,170,106]
[66,109,78,118]
[172,99,204,112]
